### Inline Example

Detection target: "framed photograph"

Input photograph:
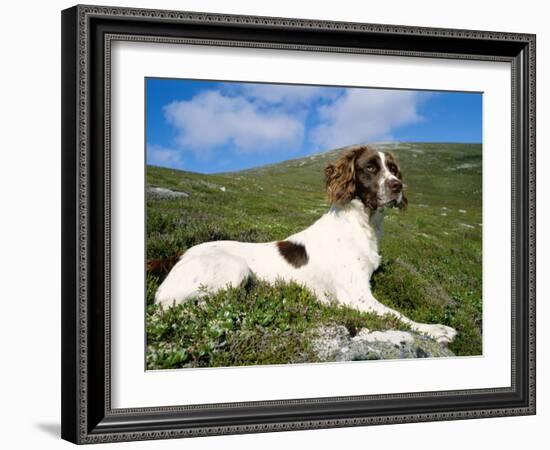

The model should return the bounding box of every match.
[61,4,536,444]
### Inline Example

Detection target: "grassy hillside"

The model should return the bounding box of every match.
[146,143,482,369]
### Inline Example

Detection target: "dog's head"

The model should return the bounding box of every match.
[325,145,408,210]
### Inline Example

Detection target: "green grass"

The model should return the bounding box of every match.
[146,277,405,369]
[146,143,482,369]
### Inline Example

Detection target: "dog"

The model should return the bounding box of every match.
[155,145,457,344]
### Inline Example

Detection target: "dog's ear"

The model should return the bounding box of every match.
[325,149,361,205]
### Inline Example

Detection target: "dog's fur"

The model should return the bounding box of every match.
[155,145,457,344]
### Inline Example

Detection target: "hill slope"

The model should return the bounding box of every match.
[146,143,482,368]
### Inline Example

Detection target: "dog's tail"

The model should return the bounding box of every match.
[146,250,184,279]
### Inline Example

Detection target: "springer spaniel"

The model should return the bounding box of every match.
[155,145,457,344]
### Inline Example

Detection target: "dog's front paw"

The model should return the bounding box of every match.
[417,323,457,345]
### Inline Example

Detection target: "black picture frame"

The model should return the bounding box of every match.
[61,4,536,444]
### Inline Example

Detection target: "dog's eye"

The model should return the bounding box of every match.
[388,164,398,175]
[366,164,377,173]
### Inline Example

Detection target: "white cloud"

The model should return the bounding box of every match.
[147,144,184,169]
[163,90,304,156]
[310,89,423,150]
[238,84,340,106]
[157,86,426,165]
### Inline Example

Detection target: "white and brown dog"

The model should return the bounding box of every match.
[155,145,457,344]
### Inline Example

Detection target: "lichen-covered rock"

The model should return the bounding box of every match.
[310,325,350,361]
[311,325,454,362]
[147,186,189,200]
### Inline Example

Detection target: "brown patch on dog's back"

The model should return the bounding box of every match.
[276,241,309,268]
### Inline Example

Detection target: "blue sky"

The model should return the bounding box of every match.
[146,78,482,174]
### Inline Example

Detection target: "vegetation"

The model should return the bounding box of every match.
[146,143,482,369]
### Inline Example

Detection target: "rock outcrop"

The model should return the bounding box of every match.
[311,324,454,361]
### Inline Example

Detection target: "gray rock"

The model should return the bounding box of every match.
[310,325,349,361]
[147,186,189,200]
[311,325,454,362]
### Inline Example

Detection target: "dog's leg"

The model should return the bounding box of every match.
[155,252,251,307]
[344,293,457,345]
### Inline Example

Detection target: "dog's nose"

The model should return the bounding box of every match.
[388,179,402,193]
